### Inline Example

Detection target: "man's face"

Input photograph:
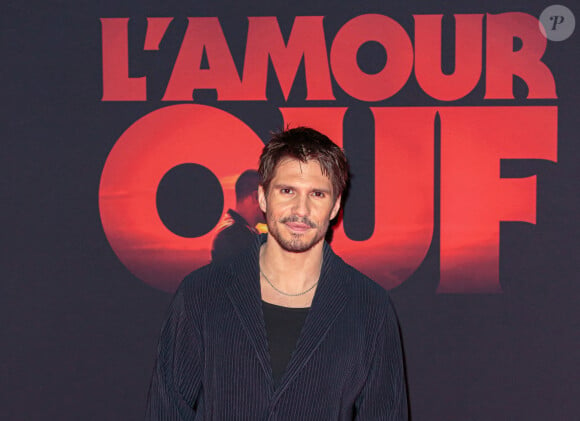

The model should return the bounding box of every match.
[258,158,341,253]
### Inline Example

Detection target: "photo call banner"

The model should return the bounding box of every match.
[4,0,579,419]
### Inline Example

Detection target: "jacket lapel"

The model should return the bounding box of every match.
[224,236,351,401]
[224,236,274,388]
[272,243,349,400]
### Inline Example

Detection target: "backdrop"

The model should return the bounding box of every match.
[3,0,579,419]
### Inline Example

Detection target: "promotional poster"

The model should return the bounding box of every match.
[3,0,579,419]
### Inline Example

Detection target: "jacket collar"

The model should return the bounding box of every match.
[226,209,257,233]
[224,234,349,398]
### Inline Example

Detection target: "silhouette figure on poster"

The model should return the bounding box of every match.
[211,169,265,262]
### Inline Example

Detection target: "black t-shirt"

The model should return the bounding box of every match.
[262,301,310,385]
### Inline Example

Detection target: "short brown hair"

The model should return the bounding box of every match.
[258,127,349,198]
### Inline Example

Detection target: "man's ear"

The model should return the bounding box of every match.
[330,195,341,220]
[258,185,267,213]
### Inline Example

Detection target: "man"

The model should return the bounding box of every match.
[146,127,408,420]
[211,169,264,263]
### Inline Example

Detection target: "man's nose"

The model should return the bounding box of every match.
[292,194,309,216]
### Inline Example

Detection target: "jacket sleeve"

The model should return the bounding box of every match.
[354,298,408,420]
[146,285,203,420]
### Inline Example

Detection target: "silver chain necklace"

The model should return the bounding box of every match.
[259,267,318,297]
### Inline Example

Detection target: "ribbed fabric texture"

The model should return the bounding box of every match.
[146,235,408,420]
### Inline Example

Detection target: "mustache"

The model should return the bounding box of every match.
[279,215,318,228]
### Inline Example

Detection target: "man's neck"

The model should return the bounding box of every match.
[259,235,324,307]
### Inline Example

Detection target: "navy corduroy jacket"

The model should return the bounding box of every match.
[146,236,408,420]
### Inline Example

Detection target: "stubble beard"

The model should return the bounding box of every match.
[267,214,328,253]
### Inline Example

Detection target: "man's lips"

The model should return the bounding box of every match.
[285,222,312,232]
[280,216,317,233]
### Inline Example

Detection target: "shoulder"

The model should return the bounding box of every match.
[174,261,234,311]
[211,216,256,261]
[212,223,254,250]
[180,258,237,288]
[329,252,395,318]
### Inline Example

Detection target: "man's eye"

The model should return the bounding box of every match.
[281,188,293,194]
[312,191,325,198]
